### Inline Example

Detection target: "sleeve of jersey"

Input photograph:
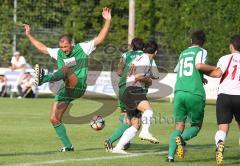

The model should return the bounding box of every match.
[195,49,207,65]
[79,40,96,56]
[217,56,229,74]
[47,48,59,60]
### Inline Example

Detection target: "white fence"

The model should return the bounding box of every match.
[0,68,220,99]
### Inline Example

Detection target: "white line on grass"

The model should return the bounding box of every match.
[13,151,168,166]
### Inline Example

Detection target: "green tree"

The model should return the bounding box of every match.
[0,0,13,64]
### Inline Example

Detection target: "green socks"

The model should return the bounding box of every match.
[182,126,200,141]
[108,114,130,143]
[168,129,181,158]
[54,123,72,148]
[42,69,65,83]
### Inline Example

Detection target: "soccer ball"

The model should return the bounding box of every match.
[90,115,105,131]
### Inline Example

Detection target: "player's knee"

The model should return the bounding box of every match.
[132,123,141,130]
[131,118,141,130]
[50,116,60,125]
[175,122,185,132]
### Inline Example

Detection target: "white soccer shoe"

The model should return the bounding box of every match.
[139,132,159,144]
[112,148,128,154]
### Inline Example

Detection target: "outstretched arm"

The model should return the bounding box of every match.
[208,67,223,78]
[196,63,223,78]
[195,63,217,75]
[24,24,48,55]
[94,7,111,46]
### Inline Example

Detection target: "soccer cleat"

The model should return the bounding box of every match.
[104,139,113,152]
[216,140,224,166]
[166,157,174,162]
[123,142,131,150]
[176,136,184,159]
[59,145,74,152]
[139,132,159,144]
[112,148,128,154]
[34,64,45,86]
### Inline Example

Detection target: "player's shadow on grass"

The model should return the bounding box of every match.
[183,155,240,164]
[185,143,214,149]
[78,147,105,151]
[0,150,57,157]
[126,143,169,153]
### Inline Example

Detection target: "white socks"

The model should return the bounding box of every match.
[140,109,153,134]
[115,126,138,150]
[215,130,227,146]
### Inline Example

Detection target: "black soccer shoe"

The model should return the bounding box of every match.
[216,140,224,166]
[104,139,113,152]
[123,142,131,150]
[34,64,45,86]
[59,145,74,152]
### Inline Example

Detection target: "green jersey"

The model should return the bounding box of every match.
[47,40,95,86]
[118,50,143,88]
[174,46,206,98]
[118,50,143,111]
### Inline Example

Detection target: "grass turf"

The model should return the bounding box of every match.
[0,98,239,166]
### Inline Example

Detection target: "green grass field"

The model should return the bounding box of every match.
[0,98,239,166]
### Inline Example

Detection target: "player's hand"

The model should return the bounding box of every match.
[102,7,111,21]
[23,24,31,36]
[145,78,152,88]
[202,78,208,85]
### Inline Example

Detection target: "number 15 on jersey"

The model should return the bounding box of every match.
[179,57,194,77]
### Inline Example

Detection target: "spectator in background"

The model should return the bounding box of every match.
[17,72,35,98]
[10,51,26,71]
[0,74,8,97]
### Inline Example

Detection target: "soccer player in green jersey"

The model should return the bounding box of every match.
[23,7,111,152]
[104,38,145,151]
[166,30,216,162]
[112,41,160,154]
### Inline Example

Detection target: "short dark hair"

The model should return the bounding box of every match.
[144,41,158,54]
[131,38,145,51]
[191,30,206,46]
[230,34,240,51]
[59,34,72,43]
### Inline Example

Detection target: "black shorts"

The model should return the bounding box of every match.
[216,94,240,124]
[127,109,142,120]
[123,86,148,110]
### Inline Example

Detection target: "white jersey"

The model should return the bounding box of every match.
[217,52,240,95]
[126,53,151,88]
[11,56,26,68]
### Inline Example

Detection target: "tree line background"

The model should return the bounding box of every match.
[0,0,240,71]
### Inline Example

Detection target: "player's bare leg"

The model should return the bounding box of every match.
[49,70,78,152]
[50,101,74,152]
[137,100,159,144]
[167,122,184,162]
[34,65,76,86]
